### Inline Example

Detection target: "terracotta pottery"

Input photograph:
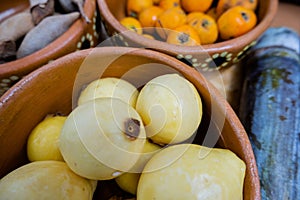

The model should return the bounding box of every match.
[97,0,278,71]
[0,0,99,96]
[0,47,260,199]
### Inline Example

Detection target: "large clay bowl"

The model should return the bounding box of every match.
[0,47,260,199]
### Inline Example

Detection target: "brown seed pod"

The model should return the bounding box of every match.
[58,0,91,23]
[30,0,55,25]
[0,11,35,61]
[16,12,80,59]
[0,11,35,42]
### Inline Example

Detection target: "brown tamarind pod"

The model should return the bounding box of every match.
[58,0,91,23]
[16,12,80,59]
[30,0,55,25]
[0,11,35,61]
[0,11,35,42]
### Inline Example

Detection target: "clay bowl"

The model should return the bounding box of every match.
[0,47,260,199]
[97,0,278,71]
[0,0,99,96]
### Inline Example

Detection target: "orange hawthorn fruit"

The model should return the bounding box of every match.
[217,6,257,40]
[181,0,213,13]
[120,17,143,34]
[127,0,153,18]
[166,24,201,46]
[139,6,164,33]
[216,0,258,17]
[187,12,218,44]
[159,0,181,10]
[155,7,187,39]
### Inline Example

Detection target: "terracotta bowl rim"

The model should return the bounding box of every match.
[0,0,96,77]
[97,0,278,55]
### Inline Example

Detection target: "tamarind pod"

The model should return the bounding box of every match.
[29,0,48,7]
[30,0,55,25]
[0,11,33,61]
[0,11,35,42]
[16,12,80,59]
[58,0,91,23]
[0,40,16,62]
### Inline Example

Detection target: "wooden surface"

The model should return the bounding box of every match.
[272,2,300,33]
[211,2,300,112]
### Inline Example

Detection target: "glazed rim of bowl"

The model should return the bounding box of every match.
[0,0,95,78]
[0,46,260,199]
[98,0,278,55]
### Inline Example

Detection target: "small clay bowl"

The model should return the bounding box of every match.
[0,47,260,199]
[0,0,100,96]
[97,0,278,71]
